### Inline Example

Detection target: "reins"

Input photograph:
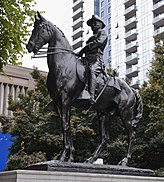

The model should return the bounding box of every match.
[31,47,75,58]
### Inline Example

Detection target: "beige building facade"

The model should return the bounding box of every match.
[0,65,47,117]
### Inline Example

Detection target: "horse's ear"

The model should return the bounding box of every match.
[35,14,39,21]
[37,11,41,19]
[35,11,41,21]
[36,11,46,22]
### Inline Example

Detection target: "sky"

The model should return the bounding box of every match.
[22,0,66,72]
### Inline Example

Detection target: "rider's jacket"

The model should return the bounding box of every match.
[85,29,108,56]
[78,28,108,76]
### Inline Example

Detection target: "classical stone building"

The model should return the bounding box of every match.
[0,65,47,117]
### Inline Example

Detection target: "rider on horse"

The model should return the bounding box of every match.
[77,15,108,104]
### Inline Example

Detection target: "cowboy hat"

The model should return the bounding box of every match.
[87,15,106,29]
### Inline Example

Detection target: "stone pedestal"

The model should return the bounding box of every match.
[0,170,164,182]
[26,160,155,176]
[1,161,163,182]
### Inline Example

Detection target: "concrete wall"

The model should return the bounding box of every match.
[0,170,164,182]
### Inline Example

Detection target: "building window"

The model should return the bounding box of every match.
[101,11,104,18]
[108,50,111,57]
[108,17,111,24]
[115,33,119,39]
[115,22,119,28]
[108,39,111,45]
[108,6,111,13]
[101,1,104,7]
[108,28,111,34]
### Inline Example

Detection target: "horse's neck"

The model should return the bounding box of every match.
[47,33,74,68]
[49,28,72,50]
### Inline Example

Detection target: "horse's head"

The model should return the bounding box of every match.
[26,12,51,54]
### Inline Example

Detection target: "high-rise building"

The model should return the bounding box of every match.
[100,0,164,87]
[99,0,111,68]
[72,0,100,53]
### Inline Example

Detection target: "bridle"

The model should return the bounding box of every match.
[31,21,75,59]
[31,47,75,59]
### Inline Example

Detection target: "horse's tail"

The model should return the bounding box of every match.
[131,88,143,127]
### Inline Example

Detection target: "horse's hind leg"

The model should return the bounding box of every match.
[85,113,109,164]
[118,108,136,166]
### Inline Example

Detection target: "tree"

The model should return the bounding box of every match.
[0,0,36,71]
[131,41,164,173]
[1,69,96,170]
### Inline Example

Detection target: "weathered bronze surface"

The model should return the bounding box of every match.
[26,12,143,166]
[26,160,155,177]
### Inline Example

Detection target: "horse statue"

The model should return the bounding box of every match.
[26,12,143,166]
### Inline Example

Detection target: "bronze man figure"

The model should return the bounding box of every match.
[77,15,108,104]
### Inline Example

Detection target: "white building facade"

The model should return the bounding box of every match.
[100,0,164,87]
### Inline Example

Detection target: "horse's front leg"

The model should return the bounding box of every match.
[59,101,74,162]
[85,113,109,164]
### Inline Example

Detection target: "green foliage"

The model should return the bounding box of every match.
[131,41,164,171]
[0,0,36,71]
[5,151,46,171]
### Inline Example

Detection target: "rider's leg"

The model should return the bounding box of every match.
[88,66,96,104]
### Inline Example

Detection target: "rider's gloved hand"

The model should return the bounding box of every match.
[75,51,83,57]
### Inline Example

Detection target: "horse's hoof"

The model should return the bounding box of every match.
[60,155,67,162]
[118,157,128,166]
[85,157,94,164]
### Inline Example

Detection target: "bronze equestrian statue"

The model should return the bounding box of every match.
[26,12,143,166]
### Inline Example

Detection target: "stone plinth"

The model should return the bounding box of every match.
[0,170,164,182]
[26,160,155,177]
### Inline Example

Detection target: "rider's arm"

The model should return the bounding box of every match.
[89,30,108,50]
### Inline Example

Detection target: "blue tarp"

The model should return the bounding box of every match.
[0,132,12,171]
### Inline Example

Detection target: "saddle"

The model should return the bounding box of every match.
[76,59,121,101]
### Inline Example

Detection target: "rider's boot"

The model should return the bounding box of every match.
[89,72,96,105]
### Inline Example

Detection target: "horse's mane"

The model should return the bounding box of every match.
[42,18,73,50]
[55,25,66,38]
[45,19,66,38]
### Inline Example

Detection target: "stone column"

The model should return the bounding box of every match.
[21,86,25,96]
[16,85,20,99]
[4,84,9,116]
[11,85,15,100]
[8,85,15,116]
[0,83,4,115]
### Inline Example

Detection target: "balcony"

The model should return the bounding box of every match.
[73,7,84,19]
[153,1,164,14]
[125,41,138,53]
[153,13,164,27]
[125,28,138,41]
[126,66,139,77]
[124,5,137,18]
[125,17,138,29]
[72,37,84,50]
[130,79,140,89]
[124,0,135,7]
[73,0,84,11]
[154,26,164,40]
[72,27,84,39]
[72,17,84,29]
[125,53,139,65]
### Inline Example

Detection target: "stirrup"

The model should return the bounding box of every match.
[89,97,96,105]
